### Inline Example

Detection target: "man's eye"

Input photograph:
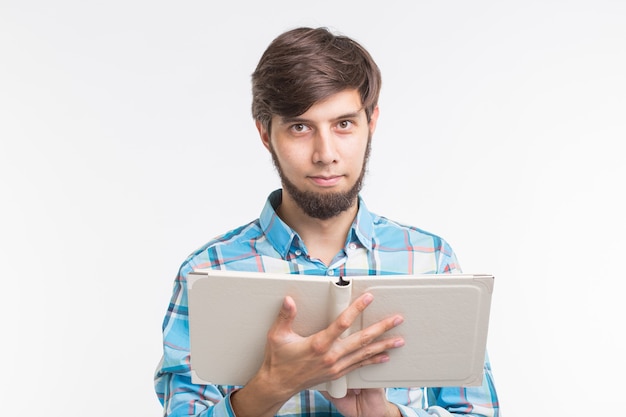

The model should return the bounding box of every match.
[291,124,307,132]
[338,120,353,129]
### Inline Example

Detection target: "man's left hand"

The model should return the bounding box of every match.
[323,388,402,417]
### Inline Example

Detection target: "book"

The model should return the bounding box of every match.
[187,269,494,398]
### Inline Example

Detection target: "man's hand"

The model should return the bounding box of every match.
[230,292,405,417]
[323,388,402,417]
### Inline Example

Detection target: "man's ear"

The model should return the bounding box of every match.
[256,120,271,151]
[369,106,380,134]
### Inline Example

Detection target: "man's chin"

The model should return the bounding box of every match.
[303,187,349,195]
[283,185,360,220]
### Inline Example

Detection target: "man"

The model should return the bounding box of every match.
[155,27,500,417]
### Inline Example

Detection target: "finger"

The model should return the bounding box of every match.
[334,338,403,378]
[267,296,297,338]
[351,332,405,364]
[327,351,391,383]
[347,314,404,350]
[329,315,404,370]
[324,292,374,342]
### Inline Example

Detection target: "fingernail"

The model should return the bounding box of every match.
[394,339,405,348]
[363,293,373,305]
[393,316,404,326]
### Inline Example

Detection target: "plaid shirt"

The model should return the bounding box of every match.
[154,190,500,416]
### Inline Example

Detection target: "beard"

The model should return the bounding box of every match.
[269,135,371,220]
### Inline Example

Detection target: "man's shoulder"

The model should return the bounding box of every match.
[370,214,452,252]
[372,214,443,240]
[181,218,266,270]
[362,212,460,273]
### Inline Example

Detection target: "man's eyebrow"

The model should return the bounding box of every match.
[278,111,363,125]
[277,116,308,125]
[334,111,362,120]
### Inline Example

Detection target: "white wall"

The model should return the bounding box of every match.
[2,1,624,415]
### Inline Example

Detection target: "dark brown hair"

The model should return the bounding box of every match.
[251,27,382,133]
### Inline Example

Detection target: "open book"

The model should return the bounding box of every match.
[187,269,494,398]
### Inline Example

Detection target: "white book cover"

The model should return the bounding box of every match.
[187,270,494,398]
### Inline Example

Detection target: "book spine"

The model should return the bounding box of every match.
[326,278,352,398]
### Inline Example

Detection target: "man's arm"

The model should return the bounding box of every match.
[419,355,499,417]
[230,293,405,417]
[154,266,236,417]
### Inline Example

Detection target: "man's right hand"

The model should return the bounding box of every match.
[230,292,405,417]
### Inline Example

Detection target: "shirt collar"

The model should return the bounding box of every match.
[259,189,374,258]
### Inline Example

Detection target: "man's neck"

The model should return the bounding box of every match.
[277,195,358,266]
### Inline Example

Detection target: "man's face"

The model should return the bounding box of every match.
[258,89,379,220]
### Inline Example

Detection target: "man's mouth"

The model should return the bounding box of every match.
[309,175,342,187]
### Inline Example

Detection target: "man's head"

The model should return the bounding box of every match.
[252,28,381,220]
[251,27,381,135]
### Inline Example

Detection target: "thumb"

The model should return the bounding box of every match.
[278,295,297,321]
[271,295,297,334]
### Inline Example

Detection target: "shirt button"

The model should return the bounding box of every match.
[294,249,302,256]
[327,270,335,276]
[348,243,357,250]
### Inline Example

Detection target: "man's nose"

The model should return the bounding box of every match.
[311,130,339,164]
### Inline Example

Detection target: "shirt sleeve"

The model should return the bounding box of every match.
[389,238,500,416]
[155,371,235,417]
[388,354,500,417]
[436,236,463,274]
[154,263,235,417]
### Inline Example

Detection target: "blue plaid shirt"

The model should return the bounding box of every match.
[154,190,500,416]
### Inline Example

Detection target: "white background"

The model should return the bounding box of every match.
[1,1,625,415]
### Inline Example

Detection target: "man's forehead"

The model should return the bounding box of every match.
[275,90,365,124]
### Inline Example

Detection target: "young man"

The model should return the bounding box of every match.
[155,27,500,417]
